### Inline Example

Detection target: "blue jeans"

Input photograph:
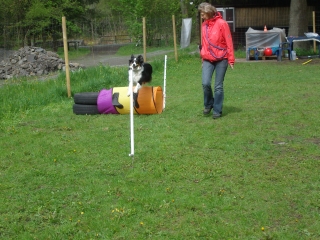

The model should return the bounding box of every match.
[202,59,228,115]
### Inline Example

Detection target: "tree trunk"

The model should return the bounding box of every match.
[288,0,309,49]
[180,0,189,18]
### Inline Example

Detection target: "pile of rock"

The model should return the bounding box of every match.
[0,46,84,80]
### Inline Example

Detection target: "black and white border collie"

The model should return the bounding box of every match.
[127,54,153,97]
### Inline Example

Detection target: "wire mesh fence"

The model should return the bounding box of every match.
[0,16,186,50]
[0,17,170,61]
[1,10,320,61]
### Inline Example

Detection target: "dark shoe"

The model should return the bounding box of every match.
[213,113,221,119]
[203,107,212,115]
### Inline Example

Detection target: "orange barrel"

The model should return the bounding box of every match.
[135,86,163,114]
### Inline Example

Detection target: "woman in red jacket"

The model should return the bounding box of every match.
[198,2,235,119]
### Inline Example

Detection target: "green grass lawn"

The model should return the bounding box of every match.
[0,52,320,239]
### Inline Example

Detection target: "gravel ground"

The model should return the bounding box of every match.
[0,45,173,86]
[0,45,173,67]
[74,46,173,67]
[1,44,285,86]
[0,45,262,68]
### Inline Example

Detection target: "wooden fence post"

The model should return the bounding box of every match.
[172,15,178,62]
[62,16,71,98]
[143,17,147,62]
[313,11,316,53]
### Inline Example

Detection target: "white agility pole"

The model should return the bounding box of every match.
[128,68,134,158]
[163,55,167,110]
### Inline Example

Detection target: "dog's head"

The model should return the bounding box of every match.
[129,54,144,70]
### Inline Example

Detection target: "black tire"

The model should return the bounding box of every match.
[74,92,99,105]
[73,104,100,115]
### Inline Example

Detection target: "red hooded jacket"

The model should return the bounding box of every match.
[200,12,235,65]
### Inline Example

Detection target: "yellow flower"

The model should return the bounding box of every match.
[261,227,265,231]
[81,212,84,215]
[140,222,144,226]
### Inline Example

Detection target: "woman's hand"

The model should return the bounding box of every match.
[229,63,234,69]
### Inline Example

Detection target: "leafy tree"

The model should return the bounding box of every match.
[0,0,99,50]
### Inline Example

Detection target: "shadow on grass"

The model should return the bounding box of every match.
[223,105,242,117]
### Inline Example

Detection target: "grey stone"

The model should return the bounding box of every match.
[0,46,84,79]
[27,54,36,62]
[37,70,44,75]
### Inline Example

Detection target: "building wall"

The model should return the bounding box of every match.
[235,6,315,28]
